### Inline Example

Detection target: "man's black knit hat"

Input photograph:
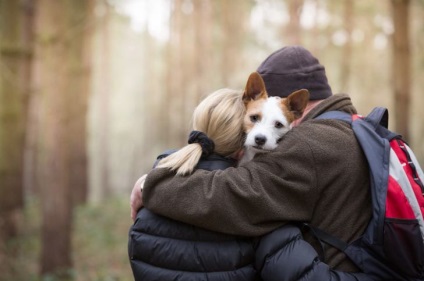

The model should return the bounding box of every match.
[257,46,332,100]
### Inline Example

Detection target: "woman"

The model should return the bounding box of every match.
[128,88,259,281]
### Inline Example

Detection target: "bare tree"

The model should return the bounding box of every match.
[391,0,411,141]
[0,1,33,278]
[34,0,92,277]
[165,0,187,147]
[0,0,34,269]
[286,0,304,45]
[67,0,94,206]
[219,0,251,87]
[340,0,354,92]
[89,0,113,201]
[193,0,213,102]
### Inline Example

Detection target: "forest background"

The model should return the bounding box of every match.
[0,0,423,280]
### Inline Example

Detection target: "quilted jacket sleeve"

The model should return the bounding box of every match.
[255,225,375,281]
[129,208,258,281]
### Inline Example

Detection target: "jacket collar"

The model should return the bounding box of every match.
[301,93,357,123]
[196,154,237,171]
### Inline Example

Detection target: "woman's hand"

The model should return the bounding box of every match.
[130,174,147,221]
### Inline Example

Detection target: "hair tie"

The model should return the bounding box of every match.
[188,131,215,157]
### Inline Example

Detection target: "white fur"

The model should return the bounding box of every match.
[241,97,291,163]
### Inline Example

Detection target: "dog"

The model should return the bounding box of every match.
[240,72,309,163]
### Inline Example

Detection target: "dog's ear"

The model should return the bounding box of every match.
[243,72,268,104]
[284,89,310,119]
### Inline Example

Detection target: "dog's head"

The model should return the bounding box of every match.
[242,72,309,150]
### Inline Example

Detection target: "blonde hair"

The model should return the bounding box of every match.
[156,88,245,175]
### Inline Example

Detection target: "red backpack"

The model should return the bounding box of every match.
[314,108,424,280]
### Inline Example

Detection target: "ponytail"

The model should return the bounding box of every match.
[157,131,215,175]
[156,88,245,176]
[156,143,203,175]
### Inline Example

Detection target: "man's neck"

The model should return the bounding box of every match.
[292,99,324,127]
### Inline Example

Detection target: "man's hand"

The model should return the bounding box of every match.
[130,174,147,221]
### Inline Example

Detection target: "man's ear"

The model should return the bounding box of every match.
[242,72,268,104]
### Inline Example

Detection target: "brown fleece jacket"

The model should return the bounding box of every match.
[143,94,372,272]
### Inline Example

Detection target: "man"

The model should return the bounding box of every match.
[130,46,372,272]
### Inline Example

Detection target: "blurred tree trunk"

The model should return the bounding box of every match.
[193,0,212,103]
[129,11,156,177]
[286,0,304,45]
[24,0,38,198]
[67,0,93,206]
[309,0,321,56]
[0,0,34,270]
[220,0,249,86]
[166,0,185,147]
[220,0,235,86]
[89,0,112,202]
[340,0,354,92]
[194,0,213,95]
[179,0,196,143]
[391,0,411,141]
[35,0,92,277]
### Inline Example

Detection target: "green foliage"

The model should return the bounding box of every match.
[73,197,133,281]
[0,198,41,281]
[1,197,134,281]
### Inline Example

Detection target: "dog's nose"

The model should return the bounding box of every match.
[255,135,267,146]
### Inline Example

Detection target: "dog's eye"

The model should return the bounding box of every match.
[250,115,259,123]
[275,121,284,128]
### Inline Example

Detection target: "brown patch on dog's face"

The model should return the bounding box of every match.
[243,99,265,133]
[243,72,269,133]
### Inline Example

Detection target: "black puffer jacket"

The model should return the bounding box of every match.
[256,224,374,281]
[129,209,258,281]
[128,152,259,281]
[129,211,375,281]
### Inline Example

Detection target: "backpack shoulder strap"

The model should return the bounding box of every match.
[314,108,390,243]
[365,107,389,129]
[315,110,353,124]
[316,107,388,128]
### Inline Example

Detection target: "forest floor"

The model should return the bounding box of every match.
[1,196,134,281]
